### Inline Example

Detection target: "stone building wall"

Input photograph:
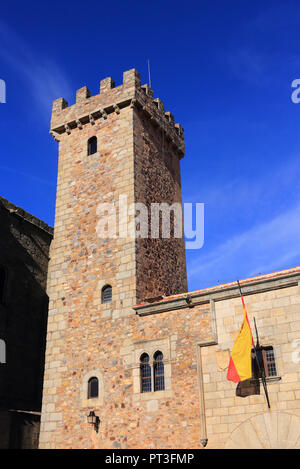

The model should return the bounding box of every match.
[39,69,188,448]
[39,90,136,448]
[0,196,53,448]
[133,100,187,300]
[135,267,300,449]
[39,67,300,449]
[204,272,300,449]
[41,259,300,449]
[41,298,213,449]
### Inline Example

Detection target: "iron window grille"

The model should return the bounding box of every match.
[101,285,112,304]
[252,346,277,379]
[140,353,152,393]
[262,347,277,377]
[237,345,279,398]
[153,351,165,391]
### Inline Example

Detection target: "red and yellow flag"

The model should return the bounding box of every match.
[227,295,254,383]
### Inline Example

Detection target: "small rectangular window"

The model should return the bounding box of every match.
[252,346,277,379]
[262,347,277,377]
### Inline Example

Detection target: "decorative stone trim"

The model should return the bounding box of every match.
[49,69,185,157]
[113,104,120,114]
[131,337,174,401]
[100,109,108,119]
[49,130,60,142]
[76,119,82,129]
[51,99,131,135]
[225,412,300,449]
[134,271,300,316]
[64,124,71,135]
[196,299,218,448]
[130,98,136,109]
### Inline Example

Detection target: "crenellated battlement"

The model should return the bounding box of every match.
[50,68,185,157]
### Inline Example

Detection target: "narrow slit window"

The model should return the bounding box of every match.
[88,136,97,155]
[140,353,151,393]
[88,377,99,399]
[101,285,112,304]
[154,351,165,391]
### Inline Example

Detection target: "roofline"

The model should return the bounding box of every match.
[0,196,53,237]
[134,266,300,316]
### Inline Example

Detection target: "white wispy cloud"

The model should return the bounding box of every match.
[224,4,300,87]
[185,154,300,288]
[0,21,72,118]
[227,46,266,86]
[0,165,55,187]
[188,201,300,287]
[184,152,300,216]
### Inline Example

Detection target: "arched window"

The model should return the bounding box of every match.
[153,351,165,391]
[88,377,99,399]
[88,136,97,155]
[140,353,151,393]
[101,285,112,304]
[0,266,6,304]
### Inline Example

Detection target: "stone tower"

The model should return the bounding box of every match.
[39,69,187,448]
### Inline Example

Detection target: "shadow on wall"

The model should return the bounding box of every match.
[0,199,52,414]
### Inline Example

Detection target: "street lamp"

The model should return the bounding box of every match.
[87,411,100,432]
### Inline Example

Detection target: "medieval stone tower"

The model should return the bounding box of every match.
[39,69,189,448]
[38,68,300,450]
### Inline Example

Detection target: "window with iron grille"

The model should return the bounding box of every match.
[262,347,277,377]
[154,351,165,391]
[252,346,277,379]
[101,285,112,304]
[0,266,6,304]
[88,377,99,399]
[88,136,97,155]
[140,353,151,393]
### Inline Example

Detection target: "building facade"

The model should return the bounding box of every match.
[134,267,300,449]
[0,196,52,448]
[39,69,300,449]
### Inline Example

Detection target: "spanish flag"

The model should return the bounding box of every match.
[227,294,254,383]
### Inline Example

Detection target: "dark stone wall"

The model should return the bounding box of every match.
[0,197,52,447]
[134,109,188,302]
[0,410,40,449]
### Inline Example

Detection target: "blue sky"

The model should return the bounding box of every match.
[0,0,300,291]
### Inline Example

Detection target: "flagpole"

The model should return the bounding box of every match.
[253,316,271,409]
[236,280,271,409]
[253,316,260,349]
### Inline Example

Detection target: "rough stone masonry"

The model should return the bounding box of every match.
[39,69,300,449]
